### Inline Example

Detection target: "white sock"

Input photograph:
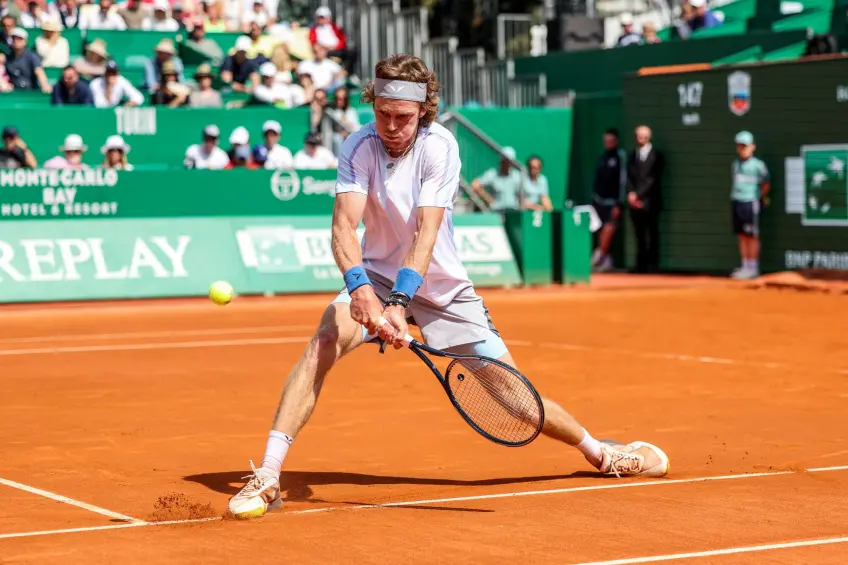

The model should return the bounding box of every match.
[750,259,759,272]
[575,428,603,467]
[260,430,293,477]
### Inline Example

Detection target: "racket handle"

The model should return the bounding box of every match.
[377,316,414,344]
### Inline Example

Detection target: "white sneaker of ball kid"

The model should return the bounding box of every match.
[228,461,282,518]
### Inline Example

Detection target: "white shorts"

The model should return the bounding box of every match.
[331,270,508,358]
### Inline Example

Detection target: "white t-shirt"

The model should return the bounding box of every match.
[90,75,145,108]
[296,58,341,91]
[142,17,180,32]
[335,122,468,306]
[253,83,295,107]
[184,144,230,170]
[293,146,337,169]
[265,144,294,170]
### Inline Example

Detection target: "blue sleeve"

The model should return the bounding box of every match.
[143,59,156,89]
[51,84,62,105]
[83,83,94,105]
[220,55,234,73]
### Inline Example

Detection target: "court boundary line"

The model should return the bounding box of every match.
[0,336,312,357]
[0,325,313,345]
[0,477,140,523]
[2,466,846,541]
[568,536,848,565]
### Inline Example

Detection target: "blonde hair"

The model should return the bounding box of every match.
[361,54,440,126]
[102,150,129,169]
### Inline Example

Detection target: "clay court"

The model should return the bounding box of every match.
[1,276,847,564]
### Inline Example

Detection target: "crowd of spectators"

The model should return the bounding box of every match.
[615,0,722,47]
[0,0,363,168]
[0,125,133,170]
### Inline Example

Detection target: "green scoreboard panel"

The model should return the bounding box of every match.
[622,57,848,274]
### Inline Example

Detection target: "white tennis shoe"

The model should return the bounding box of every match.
[227,461,282,518]
[597,441,670,478]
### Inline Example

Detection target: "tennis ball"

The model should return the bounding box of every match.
[209,280,234,306]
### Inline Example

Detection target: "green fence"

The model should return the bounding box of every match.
[0,213,522,303]
[11,107,311,168]
[0,169,336,219]
[622,56,848,274]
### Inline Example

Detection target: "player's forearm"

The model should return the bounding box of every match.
[401,208,443,276]
[331,219,363,274]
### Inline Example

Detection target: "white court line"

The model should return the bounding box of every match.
[569,537,848,565]
[287,466,848,515]
[0,517,220,540]
[2,466,847,541]
[0,478,140,522]
[0,325,313,345]
[0,336,311,357]
[507,341,841,374]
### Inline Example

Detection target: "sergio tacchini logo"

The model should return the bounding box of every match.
[270,169,301,201]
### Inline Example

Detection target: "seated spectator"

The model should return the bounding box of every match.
[142,0,179,31]
[0,53,13,92]
[36,19,70,69]
[44,134,90,170]
[521,156,552,212]
[51,65,94,105]
[688,0,722,32]
[90,60,145,107]
[100,134,133,170]
[642,22,661,44]
[253,61,295,107]
[172,3,188,31]
[48,0,80,29]
[225,144,261,169]
[309,87,327,131]
[20,0,51,28]
[5,28,51,93]
[203,0,230,32]
[220,36,260,93]
[0,126,38,169]
[152,60,189,107]
[244,20,277,59]
[297,44,344,92]
[1,14,15,50]
[327,86,360,156]
[188,63,223,108]
[241,0,270,32]
[0,0,21,28]
[185,17,224,66]
[309,7,356,79]
[227,126,249,158]
[117,0,145,29]
[184,125,230,169]
[252,119,293,170]
[472,147,522,212]
[144,38,185,91]
[269,42,297,84]
[616,13,642,47]
[80,0,127,30]
[297,72,315,104]
[74,38,109,80]
[293,132,336,169]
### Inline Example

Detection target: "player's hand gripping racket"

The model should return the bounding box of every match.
[378,317,545,447]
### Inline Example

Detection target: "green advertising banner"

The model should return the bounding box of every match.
[0,214,521,303]
[0,169,335,220]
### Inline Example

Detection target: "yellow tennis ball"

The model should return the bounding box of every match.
[209,281,234,305]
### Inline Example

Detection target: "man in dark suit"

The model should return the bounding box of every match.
[627,125,664,273]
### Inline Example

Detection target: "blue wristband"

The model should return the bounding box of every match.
[344,266,371,294]
[392,268,424,299]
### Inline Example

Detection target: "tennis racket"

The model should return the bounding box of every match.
[377,317,545,447]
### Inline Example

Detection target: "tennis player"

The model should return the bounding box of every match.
[229,54,669,516]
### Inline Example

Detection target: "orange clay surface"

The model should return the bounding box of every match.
[1,275,847,564]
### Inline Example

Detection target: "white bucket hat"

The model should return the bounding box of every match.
[101,134,131,154]
[60,134,88,152]
[262,120,282,134]
[229,126,249,145]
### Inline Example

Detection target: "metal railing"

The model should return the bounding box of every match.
[480,60,510,107]
[454,47,486,106]
[497,14,534,59]
[396,7,429,56]
[509,74,548,107]
[438,110,530,212]
[422,36,459,106]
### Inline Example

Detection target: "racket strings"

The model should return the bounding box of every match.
[445,359,542,445]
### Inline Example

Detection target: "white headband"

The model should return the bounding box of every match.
[374,78,427,102]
